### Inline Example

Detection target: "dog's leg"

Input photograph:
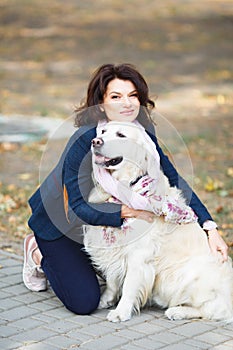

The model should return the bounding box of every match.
[165,306,202,320]
[107,255,155,322]
[98,276,119,309]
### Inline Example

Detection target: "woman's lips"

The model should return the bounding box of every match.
[120,109,134,116]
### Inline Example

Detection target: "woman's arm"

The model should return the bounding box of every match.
[63,127,123,227]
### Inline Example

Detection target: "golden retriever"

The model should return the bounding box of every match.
[83,121,233,323]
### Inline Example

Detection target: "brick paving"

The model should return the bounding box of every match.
[1,250,233,350]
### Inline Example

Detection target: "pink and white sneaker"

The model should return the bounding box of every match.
[23,234,47,292]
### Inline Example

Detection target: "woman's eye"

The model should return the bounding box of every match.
[111,95,120,99]
[130,93,138,98]
[116,132,126,138]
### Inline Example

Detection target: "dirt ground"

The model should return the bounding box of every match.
[0,0,233,256]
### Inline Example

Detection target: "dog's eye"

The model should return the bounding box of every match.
[116,132,126,138]
[101,129,106,134]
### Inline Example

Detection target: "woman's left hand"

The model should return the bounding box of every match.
[207,228,228,262]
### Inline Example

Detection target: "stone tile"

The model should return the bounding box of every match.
[0,325,22,337]
[133,337,165,349]
[0,338,23,350]
[2,283,30,295]
[170,321,214,337]
[195,331,232,346]
[13,291,52,304]
[41,307,71,319]
[31,313,59,324]
[17,342,58,349]
[10,317,44,330]
[0,298,22,310]
[120,344,143,350]
[67,329,95,343]
[0,290,13,300]
[79,322,114,337]
[130,321,163,335]
[184,338,212,349]
[45,334,81,348]
[69,314,101,326]
[1,305,38,322]
[213,345,233,350]
[10,327,58,343]
[45,319,80,333]
[113,328,145,340]
[1,265,22,275]
[2,273,22,286]
[149,330,186,344]
[160,344,198,350]
[79,334,128,350]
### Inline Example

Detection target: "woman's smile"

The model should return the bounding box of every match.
[120,109,135,116]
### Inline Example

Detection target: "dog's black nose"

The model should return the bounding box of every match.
[92,137,104,147]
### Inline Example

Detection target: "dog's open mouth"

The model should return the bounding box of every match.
[94,152,123,168]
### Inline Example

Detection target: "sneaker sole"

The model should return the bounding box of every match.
[23,234,47,292]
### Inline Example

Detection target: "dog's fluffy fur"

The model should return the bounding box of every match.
[83,121,233,322]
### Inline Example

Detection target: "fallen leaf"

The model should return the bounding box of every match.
[18,173,32,180]
[216,205,223,213]
[8,215,17,224]
[0,142,18,152]
[7,184,17,191]
[4,247,16,253]
[204,176,223,192]
[222,223,233,229]
[227,167,233,178]
[218,230,224,236]
[218,190,229,197]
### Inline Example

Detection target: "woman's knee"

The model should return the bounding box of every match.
[65,288,101,315]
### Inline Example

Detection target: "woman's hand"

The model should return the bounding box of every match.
[121,204,155,223]
[207,229,228,262]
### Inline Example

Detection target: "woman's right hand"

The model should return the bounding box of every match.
[121,204,155,223]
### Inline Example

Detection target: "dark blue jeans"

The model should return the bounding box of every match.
[35,235,101,315]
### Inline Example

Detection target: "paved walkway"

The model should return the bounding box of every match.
[1,250,233,350]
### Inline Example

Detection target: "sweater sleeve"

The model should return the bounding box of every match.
[62,127,123,227]
[147,127,213,226]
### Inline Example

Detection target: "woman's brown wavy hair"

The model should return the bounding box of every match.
[74,63,155,128]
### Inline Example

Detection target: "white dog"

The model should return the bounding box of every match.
[83,121,233,323]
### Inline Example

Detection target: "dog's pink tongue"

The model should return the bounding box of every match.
[94,154,110,165]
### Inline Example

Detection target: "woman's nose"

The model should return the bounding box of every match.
[92,137,104,148]
[122,96,132,107]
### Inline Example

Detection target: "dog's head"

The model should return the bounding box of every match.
[91,121,157,182]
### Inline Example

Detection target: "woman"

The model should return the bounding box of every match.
[23,63,228,315]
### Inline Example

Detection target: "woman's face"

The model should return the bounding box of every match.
[102,78,140,122]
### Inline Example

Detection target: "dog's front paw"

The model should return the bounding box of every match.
[98,291,116,309]
[165,307,185,320]
[107,309,132,322]
[98,298,115,309]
